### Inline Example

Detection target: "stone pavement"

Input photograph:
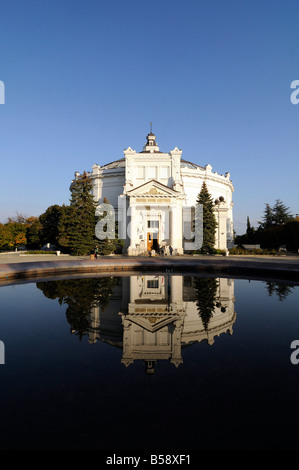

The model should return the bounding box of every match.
[0,251,299,283]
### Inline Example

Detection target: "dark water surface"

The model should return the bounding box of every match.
[0,273,298,451]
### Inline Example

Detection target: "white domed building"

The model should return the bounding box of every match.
[74,131,234,255]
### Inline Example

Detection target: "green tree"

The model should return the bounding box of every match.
[261,203,274,228]
[261,200,293,228]
[0,223,15,250]
[58,172,98,255]
[0,214,38,250]
[196,182,217,253]
[95,197,124,255]
[236,201,296,251]
[26,217,43,248]
[8,219,28,249]
[39,205,64,247]
[246,216,255,237]
[272,199,293,225]
[282,220,299,251]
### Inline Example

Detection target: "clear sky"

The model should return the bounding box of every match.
[0,0,298,234]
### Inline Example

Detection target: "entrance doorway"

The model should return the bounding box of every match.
[147,219,159,252]
[147,233,159,252]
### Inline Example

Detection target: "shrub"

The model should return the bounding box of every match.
[24,250,58,254]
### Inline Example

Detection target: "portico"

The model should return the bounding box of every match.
[125,180,185,255]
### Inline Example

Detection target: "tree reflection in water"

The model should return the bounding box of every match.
[36,277,118,339]
[265,281,295,302]
[193,277,218,330]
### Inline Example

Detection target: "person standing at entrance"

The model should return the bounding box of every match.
[169,246,173,255]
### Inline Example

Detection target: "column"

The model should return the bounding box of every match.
[170,276,183,303]
[170,204,183,254]
[170,319,183,367]
[218,207,228,250]
[128,204,136,254]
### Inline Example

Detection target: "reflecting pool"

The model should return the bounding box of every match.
[0,273,299,451]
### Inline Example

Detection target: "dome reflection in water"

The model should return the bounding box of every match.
[0,274,298,450]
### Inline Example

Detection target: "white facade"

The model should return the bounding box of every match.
[75,132,234,254]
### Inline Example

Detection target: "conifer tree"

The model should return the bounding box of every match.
[193,276,218,330]
[261,203,274,228]
[58,172,97,255]
[246,216,251,234]
[272,199,293,225]
[196,182,217,253]
[95,197,124,255]
[261,200,293,228]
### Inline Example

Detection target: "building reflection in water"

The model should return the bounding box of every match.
[86,275,236,373]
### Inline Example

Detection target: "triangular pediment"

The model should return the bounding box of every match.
[127,179,179,197]
[125,313,179,333]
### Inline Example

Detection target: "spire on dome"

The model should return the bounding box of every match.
[143,124,160,153]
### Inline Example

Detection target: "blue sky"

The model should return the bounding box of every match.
[0,0,298,234]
